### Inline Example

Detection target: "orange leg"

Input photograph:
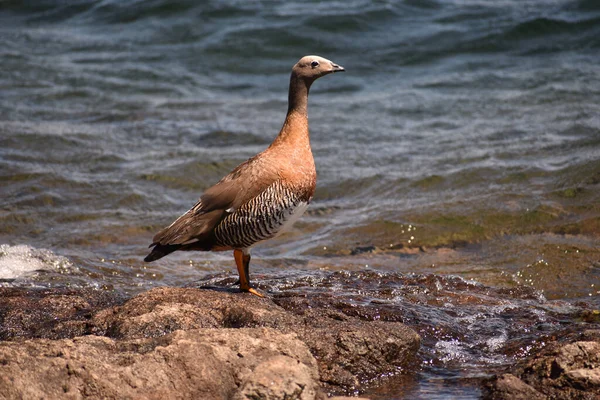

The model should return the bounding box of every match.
[233,249,264,297]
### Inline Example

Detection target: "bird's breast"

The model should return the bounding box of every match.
[272,200,309,239]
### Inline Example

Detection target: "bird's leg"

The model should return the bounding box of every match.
[233,249,264,297]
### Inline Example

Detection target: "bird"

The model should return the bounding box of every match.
[144,55,345,297]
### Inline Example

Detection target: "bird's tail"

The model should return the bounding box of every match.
[144,243,181,262]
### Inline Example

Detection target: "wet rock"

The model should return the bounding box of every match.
[350,245,377,255]
[90,287,292,338]
[0,287,123,340]
[282,308,419,392]
[329,398,370,400]
[484,330,600,400]
[484,374,546,400]
[0,327,319,400]
[0,286,419,397]
[90,287,419,395]
[553,341,600,388]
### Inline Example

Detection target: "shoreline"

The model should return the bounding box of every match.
[1,281,599,399]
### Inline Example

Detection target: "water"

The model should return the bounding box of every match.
[1,0,600,398]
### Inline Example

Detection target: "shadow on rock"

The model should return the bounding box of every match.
[0,287,124,340]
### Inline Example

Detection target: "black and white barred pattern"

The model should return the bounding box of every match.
[214,181,307,249]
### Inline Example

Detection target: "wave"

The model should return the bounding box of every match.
[504,16,600,39]
[0,244,73,281]
[4,0,600,68]
[1,0,196,24]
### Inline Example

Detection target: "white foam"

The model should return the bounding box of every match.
[435,339,470,363]
[0,244,72,280]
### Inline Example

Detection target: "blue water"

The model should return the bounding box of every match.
[1,1,600,398]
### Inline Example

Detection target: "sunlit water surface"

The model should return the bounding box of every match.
[1,1,600,398]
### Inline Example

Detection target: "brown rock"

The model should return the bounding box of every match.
[90,287,291,338]
[484,374,546,400]
[554,342,600,383]
[329,398,370,400]
[295,309,419,392]
[90,287,420,394]
[0,287,121,340]
[234,355,318,400]
[484,331,600,400]
[0,286,420,397]
[0,327,318,400]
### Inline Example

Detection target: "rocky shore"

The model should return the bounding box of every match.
[1,284,599,399]
[0,286,420,399]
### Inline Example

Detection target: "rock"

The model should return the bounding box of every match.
[0,327,318,400]
[329,398,370,400]
[0,287,122,340]
[350,246,378,255]
[566,368,600,387]
[483,374,546,400]
[90,287,420,395]
[90,287,292,339]
[0,286,419,397]
[484,330,600,400]
[290,309,419,392]
[554,341,600,389]
[234,355,318,400]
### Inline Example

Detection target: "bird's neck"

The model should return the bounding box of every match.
[267,73,316,190]
[287,73,310,115]
[270,74,312,149]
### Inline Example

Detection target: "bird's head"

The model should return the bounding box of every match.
[292,55,345,83]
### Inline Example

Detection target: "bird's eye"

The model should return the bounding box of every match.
[311,60,319,68]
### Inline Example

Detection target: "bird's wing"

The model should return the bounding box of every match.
[150,154,280,246]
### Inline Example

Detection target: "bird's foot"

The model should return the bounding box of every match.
[241,286,266,298]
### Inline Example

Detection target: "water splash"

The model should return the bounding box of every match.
[0,244,74,281]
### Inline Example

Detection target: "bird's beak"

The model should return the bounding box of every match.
[331,62,345,73]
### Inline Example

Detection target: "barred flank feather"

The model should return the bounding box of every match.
[214,181,307,249]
